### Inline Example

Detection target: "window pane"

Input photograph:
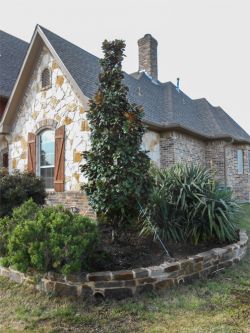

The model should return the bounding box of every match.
[40,131,55,166]
[40,130,55,189]
[237,149,243,174]
[41,167,54,189]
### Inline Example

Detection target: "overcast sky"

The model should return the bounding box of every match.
[1,0,250,134]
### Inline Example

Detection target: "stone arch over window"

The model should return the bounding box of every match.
[41,67,51,90]
[34,119,58,135]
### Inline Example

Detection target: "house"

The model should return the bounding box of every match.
[0,31,28,169]
[0,25,249,216]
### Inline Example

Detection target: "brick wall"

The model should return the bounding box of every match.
[46,191,95,219]
[160,130,250,202]
[205,140,226,184]
[160,131,206,168]
[226,144,250,201]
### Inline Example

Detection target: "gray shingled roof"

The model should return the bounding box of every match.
[40,27,250,142]
[0,31,28,98]
[2,26,250,142]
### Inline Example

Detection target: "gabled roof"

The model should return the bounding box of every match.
[40,27,250,143]
[0,30,28,98]
[1,25,250,143]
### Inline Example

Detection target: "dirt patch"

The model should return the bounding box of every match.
[88,226,232,272]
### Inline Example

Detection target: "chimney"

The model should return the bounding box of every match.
[138,34,158,80]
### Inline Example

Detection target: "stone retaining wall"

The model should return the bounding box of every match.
[0,230,248,300]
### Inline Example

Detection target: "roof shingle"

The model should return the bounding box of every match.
[0,31,28,98]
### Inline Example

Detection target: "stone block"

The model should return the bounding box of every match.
[54,282,77,297]
[87,271,112,282]
[113,270,134,281]
[104,288,133,300]
[136,284,154,294]
[94,280,124,288]
[164,263,180,273]
[0,268,10,278]
[9,270,24,283]
[137,277,157,285]
[155,279,174,290]
[183,273,200,284]
[81,285,93,299]
[149,267,164,277]
[180,260,194,274]
[132,268,149,278]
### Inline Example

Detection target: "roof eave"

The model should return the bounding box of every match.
[143,119,250,144]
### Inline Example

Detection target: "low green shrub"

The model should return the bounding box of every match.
[0,171,46,217]
[0,199,39,257]
[140,164,239,245]
[2,200,99,275]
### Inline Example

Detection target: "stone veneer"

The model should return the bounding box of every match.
[0,230,247,300]
[8,46,90,191]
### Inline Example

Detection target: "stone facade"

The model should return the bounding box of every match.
[0,230,247,300]
[8,47,90,191]
[142,130,160,167]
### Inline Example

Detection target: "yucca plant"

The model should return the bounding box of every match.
[139,164,239,245]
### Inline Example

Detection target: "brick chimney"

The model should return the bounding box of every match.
[138,34,158,80]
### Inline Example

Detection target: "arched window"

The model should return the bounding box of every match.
[38,129,55,189]
[41,68,51,90]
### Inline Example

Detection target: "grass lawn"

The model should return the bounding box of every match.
[0,206,249,333]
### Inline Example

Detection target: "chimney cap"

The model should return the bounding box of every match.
[138,34,158,45]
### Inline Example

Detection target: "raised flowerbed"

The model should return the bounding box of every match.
[0,230,248,300]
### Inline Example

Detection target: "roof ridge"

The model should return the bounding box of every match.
[38,25,99,61]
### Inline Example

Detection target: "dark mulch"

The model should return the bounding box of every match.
[88,226,232,272]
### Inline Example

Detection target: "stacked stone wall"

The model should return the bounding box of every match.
[0,230,247,300]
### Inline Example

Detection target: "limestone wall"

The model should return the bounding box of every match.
[142,130,160,166]
[9,47,90,191]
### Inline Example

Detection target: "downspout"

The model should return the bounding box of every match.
[224,138,234,187]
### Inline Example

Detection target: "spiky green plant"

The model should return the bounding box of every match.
[140,164,239,245]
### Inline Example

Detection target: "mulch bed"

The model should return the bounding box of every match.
[89,226,232,272]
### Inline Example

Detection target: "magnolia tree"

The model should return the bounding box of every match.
[81,39,151,230]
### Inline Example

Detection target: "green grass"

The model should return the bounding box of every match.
[0,205,250,333]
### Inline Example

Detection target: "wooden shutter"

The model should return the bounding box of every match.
[27,133,36,173]
[54,125,65,192]
[3,152,8,169]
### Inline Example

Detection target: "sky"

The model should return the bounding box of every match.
[1,0,250,134]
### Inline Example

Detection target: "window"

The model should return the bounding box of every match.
[38,130,55,189]
[237,149,244,174]
[41,68,51,89]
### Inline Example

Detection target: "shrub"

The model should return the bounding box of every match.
[0,171,46,217]
[4,200,99,274]
[140,165,239,245]
[0,199,39,257]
